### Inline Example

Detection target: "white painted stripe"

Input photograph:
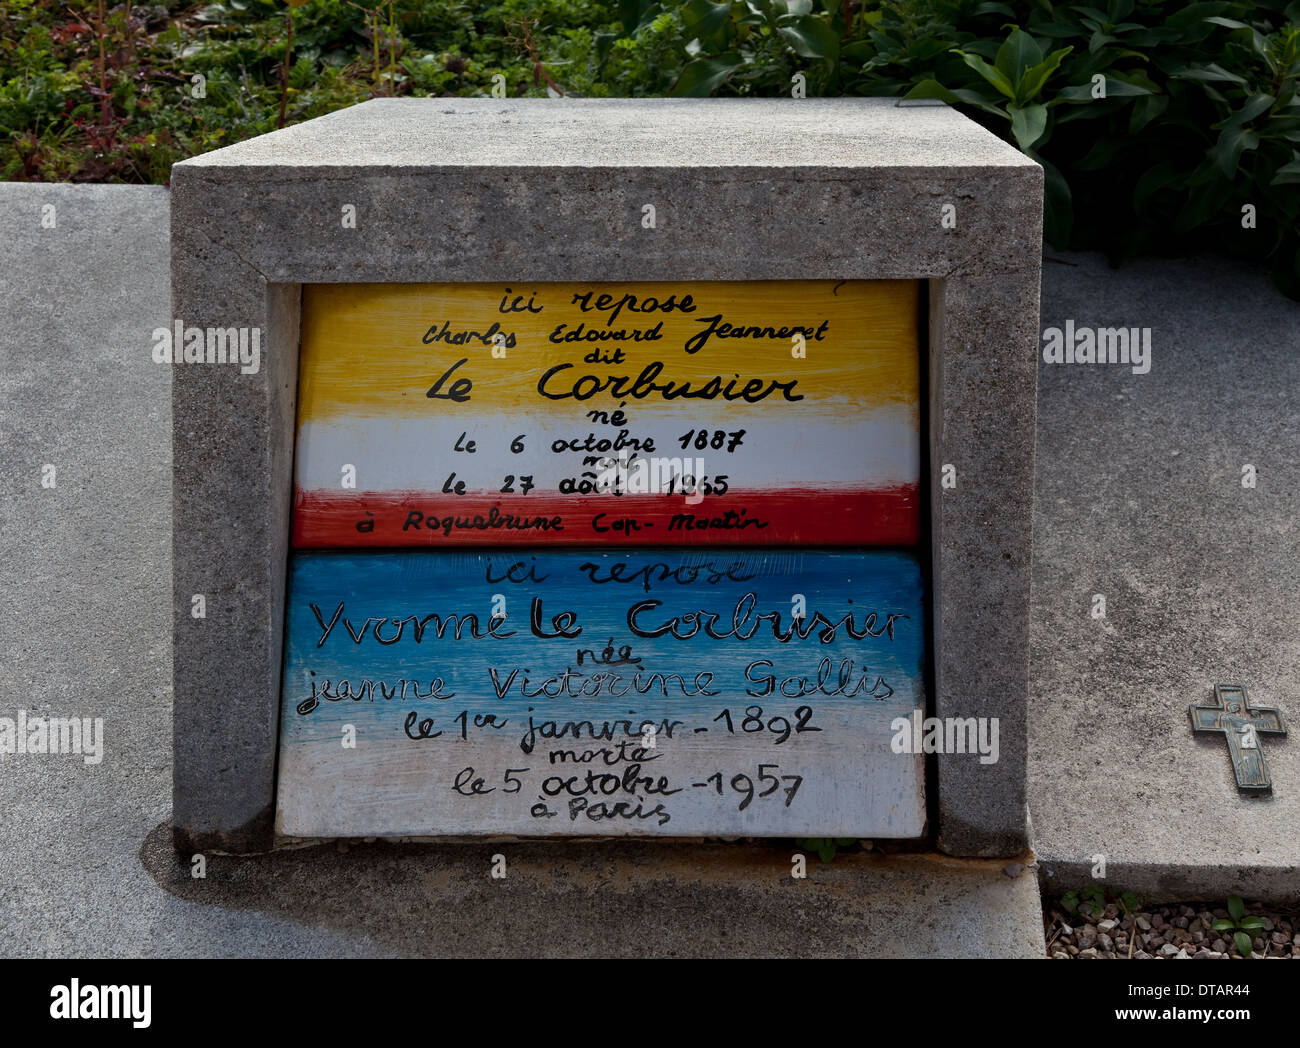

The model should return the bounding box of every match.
[295,405,919,493]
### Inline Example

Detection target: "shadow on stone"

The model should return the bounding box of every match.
[138,822,1044,958]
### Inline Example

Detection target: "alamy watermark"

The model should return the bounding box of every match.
[50,980,150,1028]
[151,320,261,375]
[890,710,999,764]
[1,711,103,764]
[1041,321,1151,375]
[594,447,710,506]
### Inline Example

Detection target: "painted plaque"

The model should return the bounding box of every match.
[275,549,926,838]
[292,281,920,548]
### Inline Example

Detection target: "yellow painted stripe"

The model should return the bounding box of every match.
[298,280,919,421]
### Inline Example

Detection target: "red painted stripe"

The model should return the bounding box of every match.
[291,487,920,548]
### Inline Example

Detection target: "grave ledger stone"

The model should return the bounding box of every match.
[171,97,1041,856]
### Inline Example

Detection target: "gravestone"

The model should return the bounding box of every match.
[170,97,1041,857]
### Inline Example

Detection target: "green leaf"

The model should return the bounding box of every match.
[1061,891,1080,913]
[1033,20,1087,39]
[1172,62,1249,85]
[1089,28,1116,53]
[776,14,840,61]
[1037,152,1073,246]
[1009,102,1048,149]
[1204,16,1250,30]
[1017,46,1073,103]
[1213,125,1260,178]
[1174,179,1224,232]
[1234,930,1254,957]
[995,27,1044,83]
[1227,895,1245,921]
[1240,916,1265,930]
[901,79,961,102]
[956,50,1017,100]
[1074,5,1110,24]
[1219,93,1276,130]
[1094,77,1156,97]
[670,53,744,96]
[1130,93,1169,133]
[618,0,652,35]
[1271,159,1300,185]
[682,0,733,40]
[1211,919,1236,931]
[901,79,1005,116]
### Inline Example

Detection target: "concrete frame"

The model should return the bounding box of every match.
[171,97,1041,856]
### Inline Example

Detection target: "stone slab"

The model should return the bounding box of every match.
[178,96,1034,170]
[171,97,1042,857]
[1030,251,1300,904]
[0,182,1044,958]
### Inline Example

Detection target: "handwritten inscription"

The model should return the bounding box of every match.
[274,549,927,838]
[292,280,920,548]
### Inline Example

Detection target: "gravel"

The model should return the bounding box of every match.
[1044,897,1300,960]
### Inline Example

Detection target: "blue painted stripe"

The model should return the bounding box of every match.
[280,549,925,744]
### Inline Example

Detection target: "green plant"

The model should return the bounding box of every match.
[896,3,1300,297]
[902,24,1081,242]
[1061,884,1139,916]
[3,0,1297,298]
[0,0,629,180]
[280,0,310,126]
[1212,894,1265,957]
[796,836,858,862]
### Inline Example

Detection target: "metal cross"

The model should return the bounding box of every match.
[1189,684,1287,792]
